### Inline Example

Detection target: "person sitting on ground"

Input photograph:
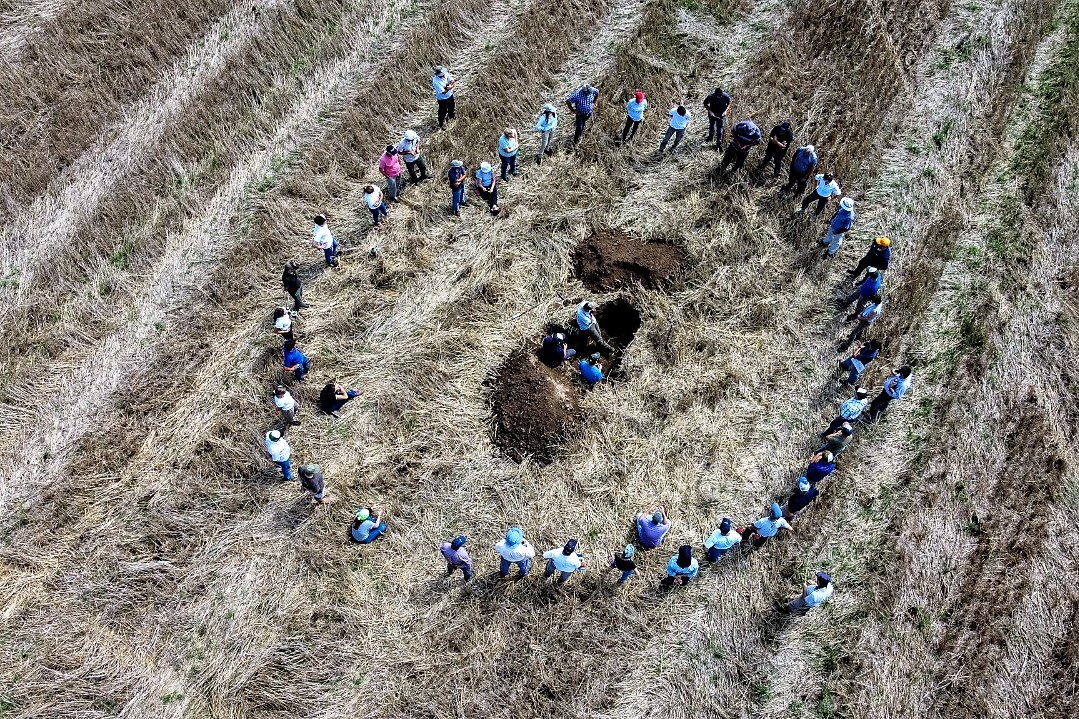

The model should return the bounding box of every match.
[839,339,882,386]
[819,421,854,456]
[579,353,604,385]
[783,477,819,520]
[849,236,892,276]
[622,90,648,143]
[264,429,293,480]
[475,161,500,213]
[274,385,300,428]
[541,332,577,366]
[782,143,818,195]
[282,339,310,382]
[821,196,856,257]
[659,103,691,154]
[703,517,742,561]
[660,545,699,587]
[805,450,836,485]
[576,300,613,351]
[319,381,359,417]
[758,120,793,177]
[495,526,536,578]
[350,507,386,544]
[741,502,793,548]
[282,260,306,310]
[609,544,638,584]
[780,571,834,615]
[534,103,559,162]
[839,293,883,351]
[798,172,842,218]
[272,306,294,343]
[297,463,330,504]
[311,214,338,267]
[840,267,883,314]
[866,365,913,420]
[636,506,671,549]
[822,387,870,435]
[718,119,763,174]
[440,535,473,581]
[542,538,587,585]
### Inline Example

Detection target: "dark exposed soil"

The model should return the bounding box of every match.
[573,229,685,291]
[490,348,580,463]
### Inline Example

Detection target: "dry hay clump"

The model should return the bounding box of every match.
[573,227,686,291]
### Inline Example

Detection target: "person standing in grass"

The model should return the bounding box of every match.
[448,159,468,216]
[660,545,699,587]
[821,197,857,257]
[579,353,604,385]
[440,535,473,581]
[298,464,329,504]
[543,538,587,584]
[741,502,792,548]
[783,477,819,521]
[432,66,456,129]
[782,144,818,195]
[274,385,300,428]
[264,429,293,480]
[840,267,882,315]
[575,300,613,352]
[636,506,671,549]
[659,104,691,154]
[281,260,306,310]
[397,129,430,184]
[319,381,359,418]
[272,306,294,343]
[703,517,742,561]
[848,236,892,277]
[866,365,913,420]
[378,145,404,203]
[798,172,842,217]
[839,339,882,386]
[822,387,870,435]
[534,104,559,163]
[758,120,794,177]
[622,90,648,143]
[780,572,834,615]
[498,128,520,180]
[718,119,763,174]
[282,339,310,382]
[609,544,639,584]
[475,161,500,213]
[363,184,389,228]
[839,293,883,350]
[804,450,836,485]
[703,86,732,147]
[350,507,386,543]
[566,84,600,145]
[818,422,854,457]
[311,214,338,267]
[495,526,536,578]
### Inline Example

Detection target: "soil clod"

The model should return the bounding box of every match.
[490,348,580,464]
[573,229,684,291]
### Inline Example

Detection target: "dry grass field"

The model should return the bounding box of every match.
[1,0,1077,716]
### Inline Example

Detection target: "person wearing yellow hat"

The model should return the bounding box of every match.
[848,236,892,277]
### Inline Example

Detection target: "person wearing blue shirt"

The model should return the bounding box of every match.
[622,90,648,142]
[659,104,691,153]
[867,365,913,420]
[541,332,576,366]
[839,339,882,385]
[579,353,604,384]
[821,386,870,435]
[719,119,763,174]
[848,236,892,276]
[282,339,310,382]
[660,545,699,587]
[840,268,883,315]
[432,66,456,129]
[575,300,613,352]
[821,197,856,256]
[497,128,520,180]
[475,161,499,213]
[534,104,559,164]
[566,84,600,144]
[804,451,836,485]
[447,159,468,216]
[703,517,742,561]
[741,503,793,548]
[782,143,818,195]
[350,507,386,543]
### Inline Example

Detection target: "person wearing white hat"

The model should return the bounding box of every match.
[820,196,856,257]
[432,66,456,129]
[397,129,430,183]
[273,385,300,428]
[534,104,559,164]
[475,160,499,213]
[264,430,293,480]
[447,159,468,216]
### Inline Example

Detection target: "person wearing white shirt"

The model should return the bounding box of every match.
[432,66,456,128]
[798,172,842,217]
[397,129,430,183]
[622,90,648,142]
[534,104,559,163]
[311,214,338,267]
[783,572,834,614]
[659,104,691,153]
[542,539,586,584]
[703,517,742,561]
[363,184,389,227]
[264,430,293,479]
[495,526,537,577]
[273,385,300,427]
[272,306,293,342]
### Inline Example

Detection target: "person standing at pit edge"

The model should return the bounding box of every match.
[432,66,456,129]
[622,90,648,143]
[281,260,306,310]
[534,103,559,163]
[575,300,613,352]
[703,86,732,148]
[311,214,338,267]
[566,84,600,145]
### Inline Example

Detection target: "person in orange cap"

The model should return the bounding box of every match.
[848,236,892,276]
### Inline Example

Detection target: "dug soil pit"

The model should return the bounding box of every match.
[564,297,643,378]
[573,229,685,291]
[490,348,580,463]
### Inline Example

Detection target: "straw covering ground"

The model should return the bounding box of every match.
[1,0,1078,716]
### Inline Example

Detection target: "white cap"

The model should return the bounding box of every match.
[267,430,282,442]
[804,144,815,153]
[480,161,492,172]
[542,103,557,113]
[403,129,419,141]
[840,197,855,211]
[434,66,446,76]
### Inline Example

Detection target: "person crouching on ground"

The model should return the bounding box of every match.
[780,571,834,615]
[741,502,792,548]
[319,381,359,418]
[579,353,604,385]
[350,507,386,544]
[541,331,576,366]
[440,535,473,581]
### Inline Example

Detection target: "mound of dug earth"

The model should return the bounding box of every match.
[490,348,580,463]
[574,229,684,291]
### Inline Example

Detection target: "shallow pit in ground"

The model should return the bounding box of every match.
[573,229,685,291]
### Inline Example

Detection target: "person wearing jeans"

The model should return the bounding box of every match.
[350,508,386,543]
[782,144,819,195]
[659,104,691,153]
[498,128,519,180]
[566,84,599,144]
[821,197,856,256]
[703,518,742,561]
[702,87,731,147]
[319,381,359,417]
[264,430,293,480]
[283,339,310,381]
[363,185,389,226]
[609,545,638,583]
[432,66,456,128]
[840,295,882,350]
[839,339,882,385]
[495,526,535,578]
[379,145,404,202]
[543,539,586,584]
[447,159,468,215]
[866,365,913,420]
[311,214,338,267]
[622,90,648,142]
[534,104,558,163]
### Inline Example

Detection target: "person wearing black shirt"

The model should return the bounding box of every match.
[281,261,306,311]
[319,381,360,417]
[759,121,794,177]
[609,545,638,584]
[702,87,732,148]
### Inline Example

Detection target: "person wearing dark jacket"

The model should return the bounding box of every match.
[319,381,359,417]
[282,261,306,310]
[783,477,820,520]
[703,87,732,147]
[782,144,818,195]
[298,464,329,504]
[758,121,793,177]
[805,450,836,485]
[718,119,763,175]
[848,236,892,276]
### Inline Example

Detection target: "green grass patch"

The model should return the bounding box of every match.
[109,237,137,270]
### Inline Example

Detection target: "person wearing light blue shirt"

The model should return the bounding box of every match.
[575,300,612,351]
[703,517,742,561]
[821,196,857,256]
[497,128,520,180]
[867,365,912,420]
[432,66,456,128]
[741,503,792,547]
[579,354,604,384]
[660,545,699,587]
[534,104,559,163]
[475,161,499,212]
[622,90,648,142]
[659,105,691,153]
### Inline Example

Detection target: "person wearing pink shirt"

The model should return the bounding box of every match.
[378,145,404,202]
